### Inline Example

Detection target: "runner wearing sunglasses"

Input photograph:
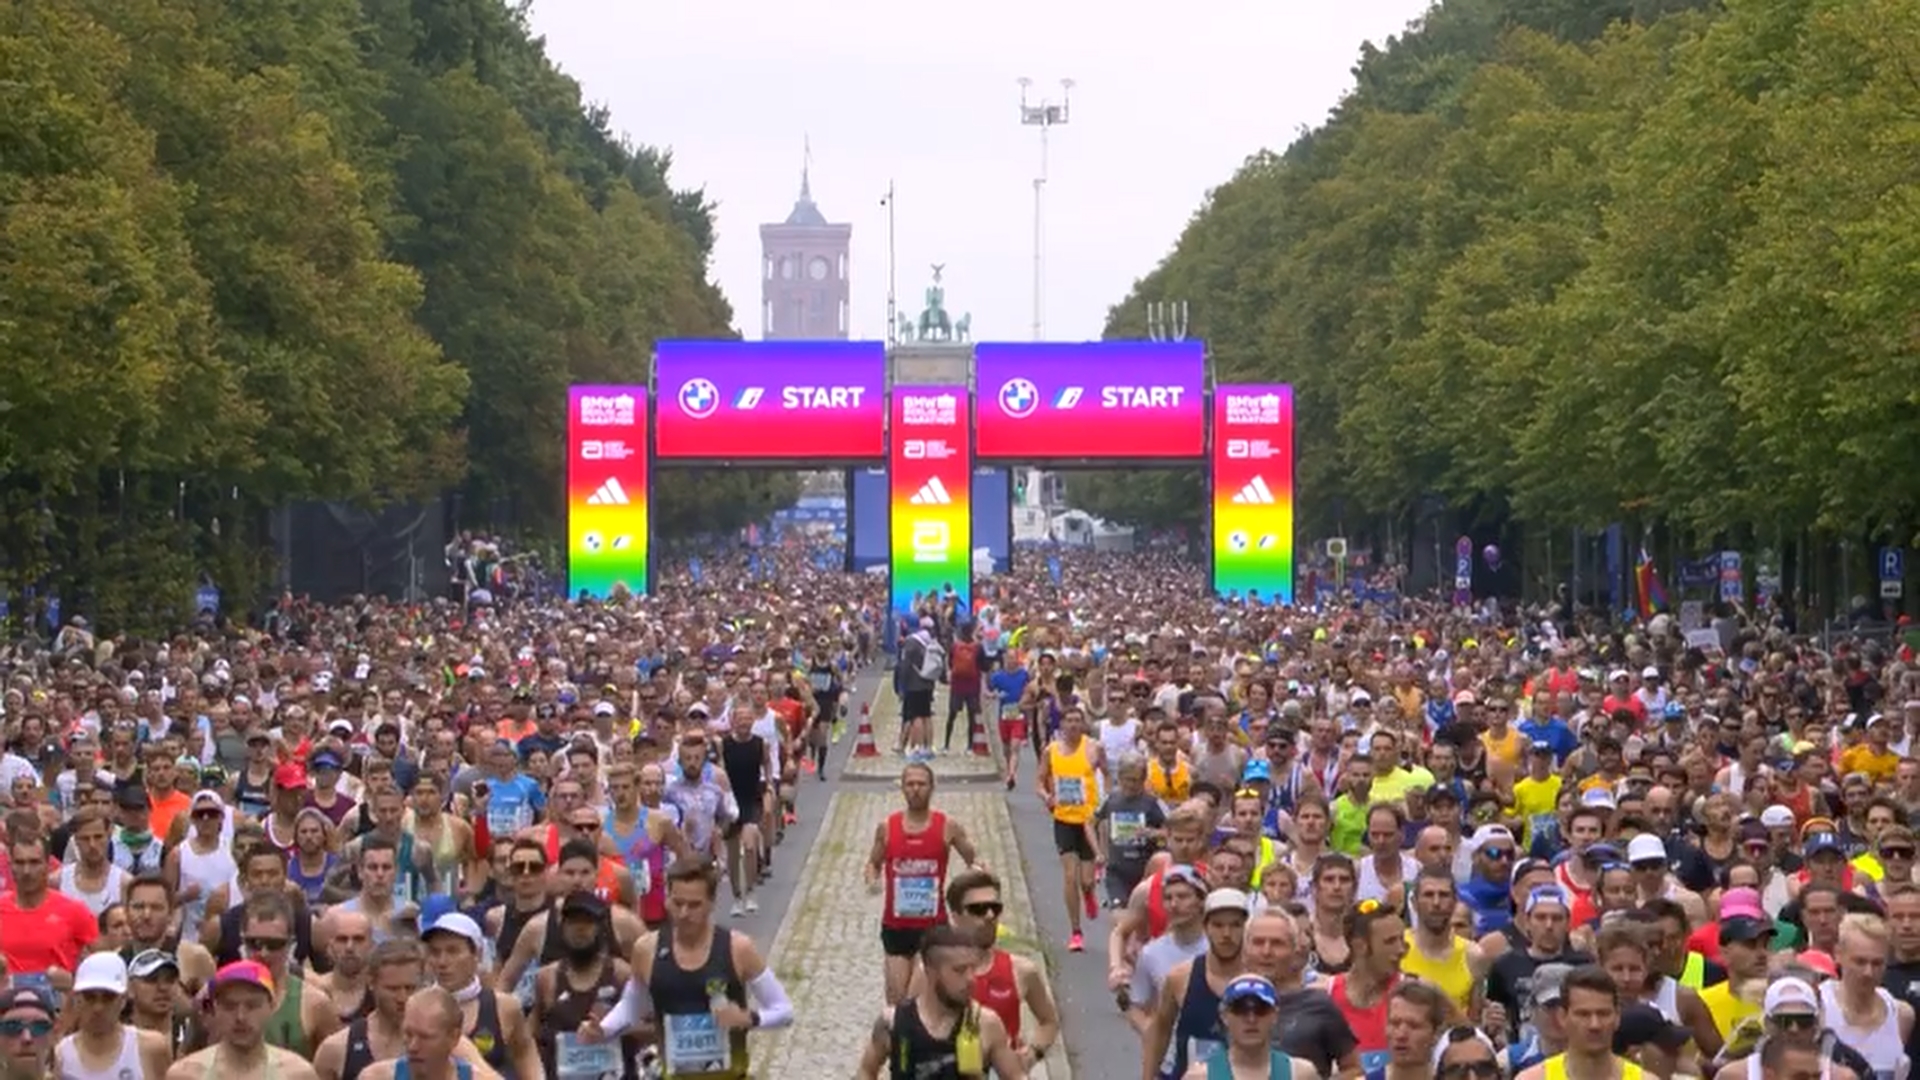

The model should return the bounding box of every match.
[1177,974,1316,1079]
[0,986,54,1077]
[1432,1024,1501,1080]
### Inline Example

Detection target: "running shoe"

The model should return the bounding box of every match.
[745,895,760,914]
[730,900,746,917]
[1068,931,1084,952]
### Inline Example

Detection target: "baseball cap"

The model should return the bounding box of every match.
[561,892,607,921]
[422,912,485,953]
[1241,760,1272,785]
[326,718,354,737]
[1203,889,1252,918]
[1524,885,1570,914]
[1721,916,1776,945]
[1796,950,1838,979]
[309,750,345,772]
[190,790,226,813]
[1468,824,1515,856]
[1529,963,1574,1008]
[1529,739,1553,755]
[1614,1003,1690,1053]
[128,950,180,980]
[73,952,129,995]
[1759,805,1795,829]
[271,762,307,789]
[1219,974,1279,1010]
[1626,835,1667,865]
[209,960,275,999]
[1719,887,1765,922]
[1804,832,1844,856]
[1763,977,1819,1016]
[1580,786,1617,810]
[0,986,55,1017]
[1162,864,1207,895]
[1583,842,1624,866]
[1510,857,1552,888]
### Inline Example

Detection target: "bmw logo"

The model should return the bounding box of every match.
[998,378,1039,419]
[677,378,720,419]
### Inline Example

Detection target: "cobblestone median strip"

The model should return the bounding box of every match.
[843,684,1001,780]
[751,788,1073,1079]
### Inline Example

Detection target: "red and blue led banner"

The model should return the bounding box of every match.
[889,386,971,620]
[567,386,650,599]
[973,341,1206,460]
[1210,384,1294,604]
[653,340,886,460]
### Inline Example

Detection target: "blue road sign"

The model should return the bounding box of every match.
[1881,547,1905,582]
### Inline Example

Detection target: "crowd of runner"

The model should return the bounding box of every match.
[0,538,1916,1080]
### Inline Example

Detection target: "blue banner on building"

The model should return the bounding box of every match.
[971,468,1011,574]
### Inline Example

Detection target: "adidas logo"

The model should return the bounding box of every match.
[1230,477,1276,505]
[908,477,951,506]
[585,478,630,506]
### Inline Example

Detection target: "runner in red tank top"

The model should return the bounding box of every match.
[864,763,982,1006]
[1328,900,1406,1074]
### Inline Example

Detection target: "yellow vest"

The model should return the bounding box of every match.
[1148,757,1190,803]
[1249,837,1279,888]
[1700,980,1760,1040]
[1542,1055,1643,1080]
[1049,739,1097,825]
[1400,932,1475,1013]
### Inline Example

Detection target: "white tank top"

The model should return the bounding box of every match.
[55,862,127,918]
[1355,852,1419,904]
[1097,719,1139,783]
[176,836,238,930]
[1650,975,1681,1024]
[54,1027,141,1080]
[1746,1036,1834,1080]
[1818,981,1907,1080]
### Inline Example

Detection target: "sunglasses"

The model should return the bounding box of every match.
[572,823,601,833]
[510,860,546,876]
[1886,847,1916,859]
[0,1019,52,1038]
[1225,999,1276,1016]
[1438,1063,1501,1080]
[1631,859,1667,872]
[192,809,222,821]
[244,936,290,953]
[1772,1012,1818,1032]
[1744,843,1770,855]
[1482,847,1515,861]
[962,901,1004,918]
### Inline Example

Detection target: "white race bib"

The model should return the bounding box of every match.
[892,875,938,919]
[554,1032,621,1080]
[1110,811,1146,845]
[663,1012,732,1074]
[1055,776,1086,807]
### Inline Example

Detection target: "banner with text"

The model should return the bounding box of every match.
[567,386,650,598]
[973,341,1206,460]
[653,340,886,460]
[890,386,972,620]
[1210,384,1293,604]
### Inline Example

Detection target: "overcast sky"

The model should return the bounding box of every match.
[525,0,1438,343]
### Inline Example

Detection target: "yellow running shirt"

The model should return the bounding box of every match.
[1049,739,1096,826]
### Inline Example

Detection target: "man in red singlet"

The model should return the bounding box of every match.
[863,762,982,1006]
[1326,898,1406,1075]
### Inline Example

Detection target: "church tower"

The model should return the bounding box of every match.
[759,147,852,340]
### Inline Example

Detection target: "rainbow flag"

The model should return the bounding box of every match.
[1635,549,1669,619]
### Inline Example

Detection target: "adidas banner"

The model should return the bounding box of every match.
[1210,384,1293,604]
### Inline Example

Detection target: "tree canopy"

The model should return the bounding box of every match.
[1086,0,1920,593]
[1,0,790,630]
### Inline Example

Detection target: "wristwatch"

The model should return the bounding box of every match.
[748,1009,762,1029]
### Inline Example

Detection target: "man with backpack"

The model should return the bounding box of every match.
[943,624,983,754]
[898,616,945,759]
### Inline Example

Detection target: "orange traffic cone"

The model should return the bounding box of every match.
[853,702,879,758]
[969,716,992,757]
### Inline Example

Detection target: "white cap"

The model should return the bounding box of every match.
[1608,669,1630,682]
[1760,805,1795,829]
[1580,786,1618,810]
[422,912,486,953]
[190,790,226,812]
[326,718,354,735]
[1350,688,1372,705]
[1626,835,1667,864]
[1203,889,1252,917]
[1467,824,1515,856]
[1763,977,1818,1016]
[73,952,129,995]
[1642,665,1660,679]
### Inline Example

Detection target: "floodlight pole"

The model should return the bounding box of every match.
[1019,77,1072,342]
[881,182,898,346]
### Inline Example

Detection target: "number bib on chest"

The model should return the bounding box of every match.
[1055,776,1086,806]
[1110,811,1146,845]
[554,1032,621,1080]
[664,1012,733,1074]
[892,875,939,919]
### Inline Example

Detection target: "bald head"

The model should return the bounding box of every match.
[406,984,462,1033]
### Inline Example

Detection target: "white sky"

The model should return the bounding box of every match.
[525,0,1438,343]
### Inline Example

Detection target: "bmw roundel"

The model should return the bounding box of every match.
[677,378,720,419]
[998,378,1039,419]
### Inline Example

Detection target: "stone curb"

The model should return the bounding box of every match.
[750,787,1072,1079]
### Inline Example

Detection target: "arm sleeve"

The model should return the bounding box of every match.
[746,968,794,1030]
[595,976,655,1038]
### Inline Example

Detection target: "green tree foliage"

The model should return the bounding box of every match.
[1,0,782,631]
[1098,0,1920,581]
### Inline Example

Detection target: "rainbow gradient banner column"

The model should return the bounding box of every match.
[889,386,971,621]
[567,386,650,598]
[1211,384,1294,604]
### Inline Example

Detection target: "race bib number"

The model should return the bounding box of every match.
[893,875,938,919]
[554,1032,620,1080]
[810,672,833,693]
[1055,776,1086,807]
[1110,811,1147,846]
[663,1012,732,1074]
[486,804,526,839]
[513,967,537,1013]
